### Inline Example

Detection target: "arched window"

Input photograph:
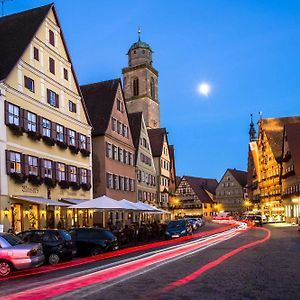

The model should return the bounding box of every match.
[150,77,155,98]
[133,78,139,96]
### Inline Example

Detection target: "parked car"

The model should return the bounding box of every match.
[17,229,76,265]
[69,228,119,256]
[185,218,198,231]
[0,233,44,276]
[165,219,193,239]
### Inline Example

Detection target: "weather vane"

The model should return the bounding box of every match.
[1,0,13,17]
[138,27,141,41]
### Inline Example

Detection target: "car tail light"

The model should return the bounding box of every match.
[27,249,38,257]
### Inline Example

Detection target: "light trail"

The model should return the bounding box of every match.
[159,227,271,293]
[1,224,236,282]
[3,226,244,300]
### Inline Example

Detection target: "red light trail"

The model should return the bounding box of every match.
[1,224,236,282]
[159,227,271,293]
[3,226,243,300]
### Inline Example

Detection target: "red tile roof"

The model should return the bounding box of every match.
[184,176,218,204]
[147,128,168,157]
[228,169,247,187]
[81,79,120,136]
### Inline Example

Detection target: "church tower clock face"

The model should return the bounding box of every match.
[122,31,160,129]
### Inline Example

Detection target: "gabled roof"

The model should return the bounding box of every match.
[285,123,300,179]
[147,128,167,157]
[260,116,300,161]
[128,112,143,149]
[81,79,121,136]
[228,169,247,187]
[0,4,52,81]
[0,3,92,126]
[184,176,218,204]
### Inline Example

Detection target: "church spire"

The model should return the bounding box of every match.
[249,113,256,142]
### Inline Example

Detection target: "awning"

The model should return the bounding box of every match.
[60,198,91,205]
[12,196,69,206]
[68,195,129,210]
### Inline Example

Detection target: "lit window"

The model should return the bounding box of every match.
[28,156,38,176]
[8,103,20,126]
[9,152,21,173]
[69,166,77,183]
[44,160,52,178]
[57,163,66,181]
[42,118,51,137]
[27,112,37,132]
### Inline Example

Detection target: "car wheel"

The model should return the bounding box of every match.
[0,260,12,277]
[90,247,103,256]
[48,253,60,265]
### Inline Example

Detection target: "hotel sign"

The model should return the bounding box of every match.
[21,185,39,194]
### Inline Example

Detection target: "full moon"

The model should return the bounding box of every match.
[198,82,211,96]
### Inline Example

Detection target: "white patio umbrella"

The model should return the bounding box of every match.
[68,195,126,210]
[69,196,129,227]
[119,199,140,211]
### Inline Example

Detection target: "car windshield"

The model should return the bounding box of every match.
[60,230,72,241]
[167,220,185,228]
[2,234,24,246]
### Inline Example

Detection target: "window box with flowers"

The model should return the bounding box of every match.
[8,123,24,136]
[70,181,80,190]
[27,130,41,141]
[81,183,92,191]
[10,172,27,183]
[42,135,55,146]
[58,180,69,189]
[28,174,43,186]
[56,140,68,150]
[44,177,56,188]
[69,145,80,154]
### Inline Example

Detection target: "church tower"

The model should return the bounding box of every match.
[122,31,160,129]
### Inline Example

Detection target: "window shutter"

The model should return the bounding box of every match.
[23,110,28,132]
[76,167,80,185]
[20,153,25,175]
[5,150,11,175]
[40,158,45,179]
[66,128,70,146]
[23,154,29,176]
[47,89,50,105]
[51,121,56,141]
[4,101,9,125]
[19,108,25,129]
[38,116,43,136]
[36,158,40,176]
[86,136,91,153]
[65,164,69,183]
[87,169,91,185]
[67,165,72,182]
[56,93,59,108]
[55,162,59,182]
[63,127,67,144]
[51,160,55,181]
[75,132,79,149]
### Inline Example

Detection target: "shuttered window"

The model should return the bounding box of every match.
[27,112,37,132]
[69,166,77,183]
[57,163,66,182]
[7,151,22,174]
[42,118,51,137]
[56,124,64,142]
[7,103,20,126]
[28,156,38,176]
[80,169,87,184]
[43,160,53,179]
[68,129,76,146]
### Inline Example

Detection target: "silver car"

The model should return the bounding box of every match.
[0,233,44,276]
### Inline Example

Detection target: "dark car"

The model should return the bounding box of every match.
[165,219,193,239]
[17,229,76,265]
[69,228,119,256]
